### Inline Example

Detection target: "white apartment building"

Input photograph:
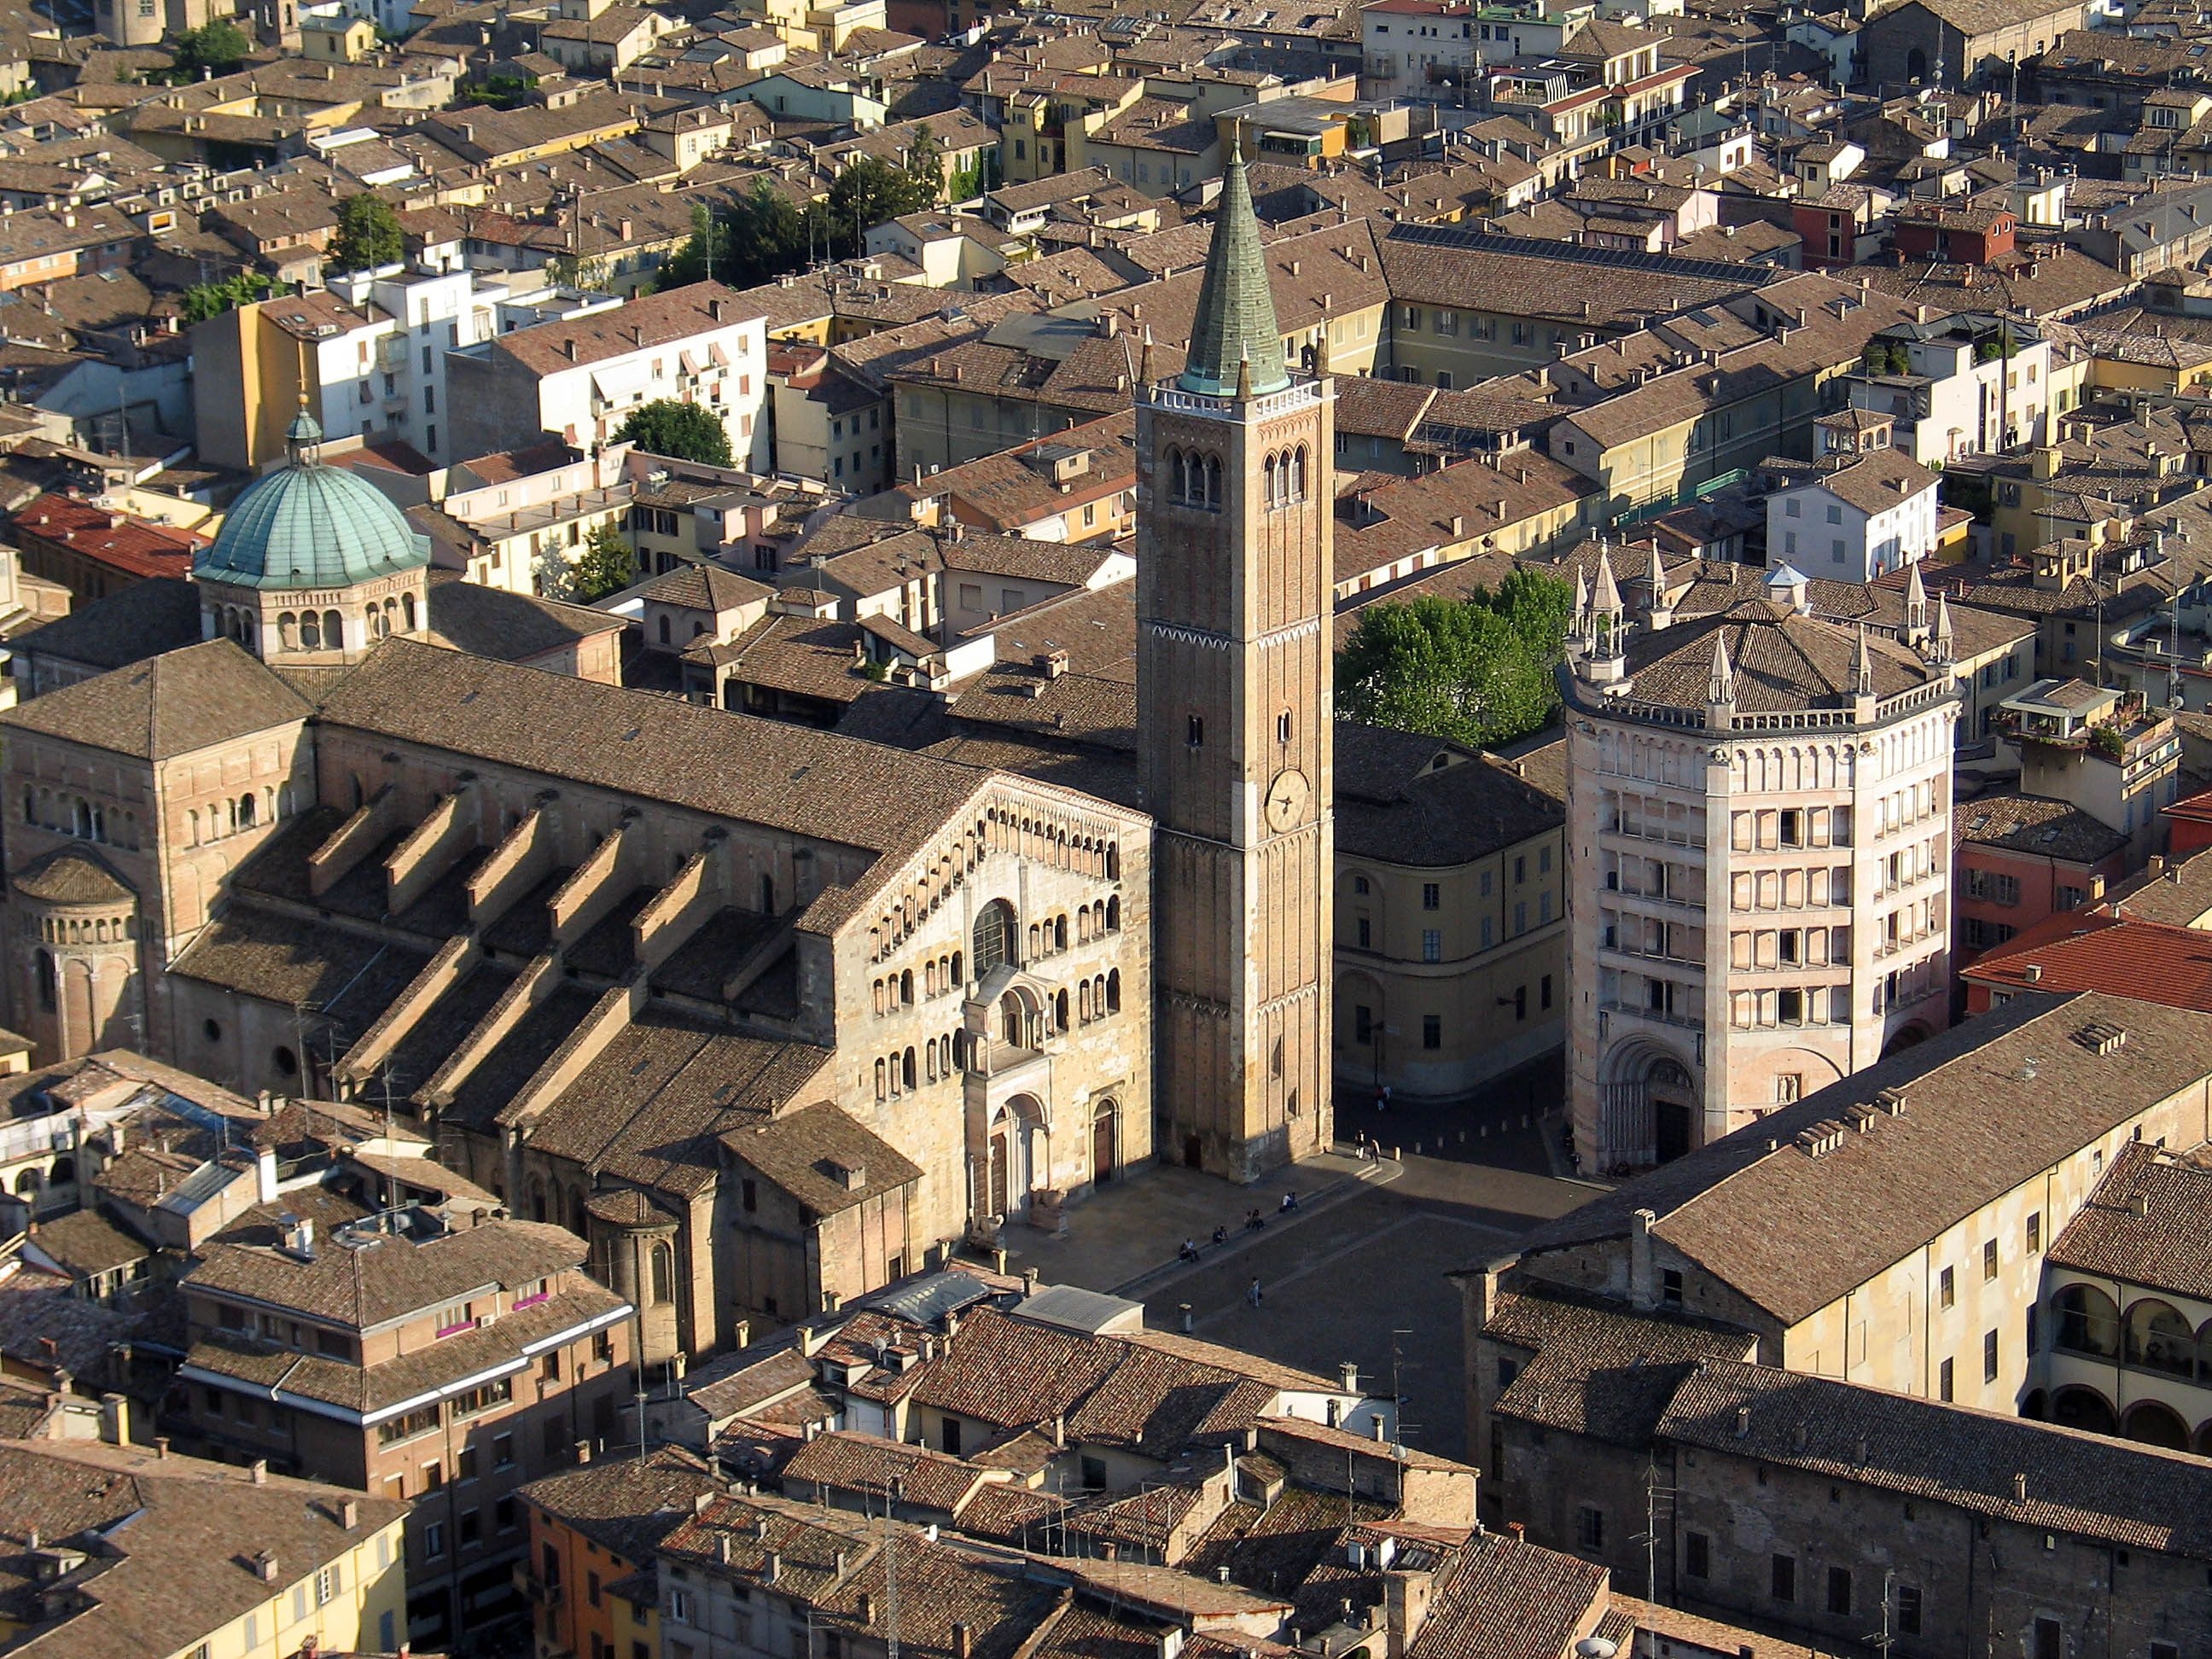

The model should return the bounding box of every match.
[439,438,637,594]
[444,282,771,473]
[191,266,619,473]
[1766,443,1943,582]
[1845,311,2060,466]
[1563,556,1959,1174]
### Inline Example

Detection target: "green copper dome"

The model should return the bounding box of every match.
[198,412,430,591]
[1179,139,1290,400]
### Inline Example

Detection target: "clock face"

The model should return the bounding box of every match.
[1266,768,1311,832]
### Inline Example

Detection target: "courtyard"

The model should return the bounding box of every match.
[998,1058,1595,1463]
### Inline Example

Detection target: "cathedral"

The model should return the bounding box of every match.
[0,148,1336,1351]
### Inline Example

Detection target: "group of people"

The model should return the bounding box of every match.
[1175,1190,1302,1272]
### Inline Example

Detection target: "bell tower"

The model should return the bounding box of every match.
[1137,142,1334,1181]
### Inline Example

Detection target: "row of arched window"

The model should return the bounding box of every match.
[871,951,972,1017]
[2054,1283,2212,1379]
[34,913,133,946]
[23,789,137,850]
[213,605,257,649]
[1078,970,1123,1023]
[1263,446,1310,508]
[275,595,416,654]
[187,790,277,847]
[1080,898,1121,941]
[868,809,1120,964]
[1165,447,1223,510]
[875,1031,969,1099]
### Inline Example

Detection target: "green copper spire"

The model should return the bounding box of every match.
[1177,138,1289,399]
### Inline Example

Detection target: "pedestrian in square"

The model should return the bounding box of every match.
[1247,1278,1263,1307]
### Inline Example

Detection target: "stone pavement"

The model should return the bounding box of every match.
[1002,1150,1381,1296]
[991,1120,1604,1464]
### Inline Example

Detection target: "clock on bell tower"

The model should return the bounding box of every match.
[1136,139,1335,1181]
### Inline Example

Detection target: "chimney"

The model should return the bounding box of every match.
[563,338,579,362]
[249,1459,268,1485]
[955,1625,974,1659]
[340,1498,359,1530]
[575,1441,593,1464]
[98,1394,129,1447]
[766,1551,782,1583]
[2012,1472,2028,1501]
[154,1437,170,1460]
[253,1551,279,1581]
[2129,1191,2151,1219]
[1339,1361,1359,1392]
[255,1147,279,1203]
[1021,1267,1040,1296]
[1733,1406,1752,1437]
[1628,1208,1658,1310]
[709,299,726,322]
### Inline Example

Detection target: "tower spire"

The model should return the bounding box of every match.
[1905,558,1929,634]
[1708,632,1735,708]
[1932,589,1956,666]
[1854,623,1876,696]
[1177,137,1287,400]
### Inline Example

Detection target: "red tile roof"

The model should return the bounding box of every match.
[13,494,205,579]
[1960,911,2212,1010]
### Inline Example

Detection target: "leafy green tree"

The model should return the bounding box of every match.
[464,73,537,109]
[565,522,637,602]
[823,154,936,257]
[1335,570,1575,749]
[903,124,944,201]
[172,19,249,79]
[328,194,405,275]
[181,271,276,323]
[658,201,731,289]
[725,180,811,286]
[614,399,733,467]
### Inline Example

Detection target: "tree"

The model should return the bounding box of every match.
[328,194,405,276]
[172,19,249,79]
[724,179,811,286]
[565,522,637,602]
[464,73,537,109]
[903,124,944,201]
[614,399,733,467]
[181,271,276,323]
[658,201,731,290]
[823,154,936,258]
[1335,571,1575,750]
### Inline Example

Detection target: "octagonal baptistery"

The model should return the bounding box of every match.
[195,410,432,664]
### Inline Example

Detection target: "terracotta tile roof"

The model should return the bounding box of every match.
[1960,911,2212,1010]
[185,1214,587,1329]
[1954,789,2128,864]
[0,639,311,762]
[12,492,203,579]
[1404,1532,1608,1659]
[1519,992,2212,1325]
[1616,601,1937,713]
[2047,1138,2212,1301]
[517,1444,719,1558]
[9,847,133,906]
[1335,725,1565,869]
[909,1307,1121,1429]
[783,1429,999,1512]
[493,281,762,376]
[0,1440,406,1659]
[1482,1281,1756,1446]
[8,577,200,674]
[1658,1359,2212,1554]
[662,1493,1065,1659]
[1378,224,1763,333]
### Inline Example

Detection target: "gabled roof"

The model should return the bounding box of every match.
[1517,992,2212,1325]
[0,639,310,762]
